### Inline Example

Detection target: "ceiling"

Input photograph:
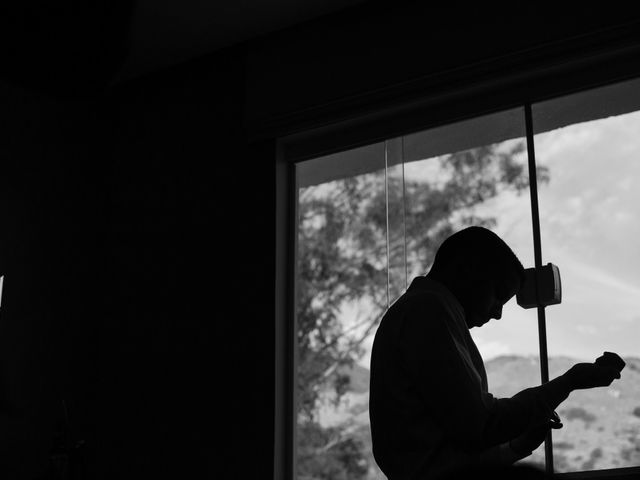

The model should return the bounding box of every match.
[114,0,368,82]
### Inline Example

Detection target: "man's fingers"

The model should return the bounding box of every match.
[606,367,621,381]
[596,365,621,383]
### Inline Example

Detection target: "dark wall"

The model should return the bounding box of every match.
[1,2,640,480]
[0,43,276,479]
[0,80,109,478]
[97,48,275,480]
[0,6,275,477]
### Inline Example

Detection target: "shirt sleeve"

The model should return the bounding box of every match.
[478,392,538,445]
[471,442,523,467]
[397,295,539,453]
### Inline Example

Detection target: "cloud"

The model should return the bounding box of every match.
[476,340,512,360]
[576,324,598,335]
[569,258,640,302]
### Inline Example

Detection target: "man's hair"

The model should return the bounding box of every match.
[431,226,525,283]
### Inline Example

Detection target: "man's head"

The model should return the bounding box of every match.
[427,226,525,328]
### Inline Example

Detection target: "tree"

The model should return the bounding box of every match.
[296,140,548,479]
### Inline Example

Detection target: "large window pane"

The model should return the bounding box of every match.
[296,142,388,480]
[533,77,640,472]
[400,109,545,468]
[294,106,553,478]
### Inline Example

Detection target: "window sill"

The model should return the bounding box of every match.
[555,466,640,480]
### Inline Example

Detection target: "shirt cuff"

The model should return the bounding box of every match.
[502,441,531,463]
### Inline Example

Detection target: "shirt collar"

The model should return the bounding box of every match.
[407,275,466,320]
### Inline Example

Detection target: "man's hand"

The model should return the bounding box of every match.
[565,362,621,390]
[509,417,562,458]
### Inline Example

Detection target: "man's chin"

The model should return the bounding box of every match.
[474,317,490,327]
[466,314,489,328]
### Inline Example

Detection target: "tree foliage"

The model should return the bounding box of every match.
[296,140,548,479]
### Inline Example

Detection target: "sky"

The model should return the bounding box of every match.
[472,110,640,362]
[299,103,640,474]
[300,106,640,370]
[354,109,640,367]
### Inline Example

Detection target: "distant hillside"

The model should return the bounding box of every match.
[485,355,640,472]
[485,355,576,397]
[318,354,640,474]
[333,354,640,398]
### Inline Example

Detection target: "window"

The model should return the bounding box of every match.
[288,75,640,479]
[533,80,640,472]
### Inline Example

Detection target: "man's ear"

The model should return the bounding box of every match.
[448,256,469,279]
[460,255,485,279]
[459,263,485,292]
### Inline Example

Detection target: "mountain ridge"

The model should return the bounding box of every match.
[323,353,640,473]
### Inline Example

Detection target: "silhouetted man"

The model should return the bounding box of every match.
[369,226,622,479]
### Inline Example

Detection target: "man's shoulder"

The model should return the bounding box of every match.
[382,286,454,333]
[396,284,452,313]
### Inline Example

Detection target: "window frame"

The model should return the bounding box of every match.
[275,49,640,480]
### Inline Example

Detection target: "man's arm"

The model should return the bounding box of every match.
[482,360,622,451]
[479,375,569,447]
[400,296,622,454]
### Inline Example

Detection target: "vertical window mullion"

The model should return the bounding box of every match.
[401,137,408,292]
[276,148,297,480]
[384,140,391,309]
[525,102,554,475]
